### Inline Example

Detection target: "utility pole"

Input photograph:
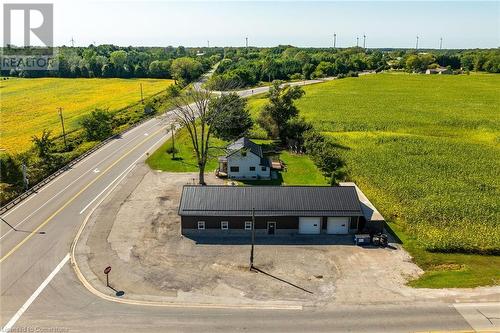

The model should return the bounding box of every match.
[171,124,176,159]
[439,37,443,50]
[22,163,29,190]
[416,35,419,50]
[333,33,337,48]
[363,34,366,49]
[57,107,67,150]
[249,208,256,270]
[356,36,359,47]
[140,83,144,104]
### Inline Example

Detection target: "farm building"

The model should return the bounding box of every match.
[216,137,271,180]
[425,67,453,74]
[178,185,385,237]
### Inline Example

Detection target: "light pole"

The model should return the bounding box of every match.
[57,107,67,151]
[356,36,359,47]
[249,208,256,270]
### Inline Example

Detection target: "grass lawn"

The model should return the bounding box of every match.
[388,222,500,288]
[146,129,226,173]
[247,73,500,288]
[1,77,174,153]
[146,134,326,185]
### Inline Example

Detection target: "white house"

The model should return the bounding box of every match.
[217,137,271,180]
[425,67,453,75]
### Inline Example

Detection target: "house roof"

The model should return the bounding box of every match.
[178,185,363,217]
[227,137,263,158]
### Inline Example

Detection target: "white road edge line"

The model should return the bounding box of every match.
[79,133,168,215]
[1,253,70,332]
[79,163,134,214]
[0,122,163,240]
[0,120,161,219]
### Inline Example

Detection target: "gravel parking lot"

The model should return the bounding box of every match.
[80,163,499,307]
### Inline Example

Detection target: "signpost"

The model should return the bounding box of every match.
[103,266,125,297]
[104,266,111,287]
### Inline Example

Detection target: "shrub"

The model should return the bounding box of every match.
[81,109,115,141]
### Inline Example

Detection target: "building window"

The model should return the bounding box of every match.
[197,221,205,230]
[221,221,229,230]
[245,221,252,230]
[230,166,239,172]
[261,166,267,171]
[249,166,256,171]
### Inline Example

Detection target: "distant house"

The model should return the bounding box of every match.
[217,137,271,180]
[178,185,385,236]
[426,67,452,75]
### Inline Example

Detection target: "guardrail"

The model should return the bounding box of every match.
[0,115,161,215]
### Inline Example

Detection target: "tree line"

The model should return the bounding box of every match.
[1,44,219,84]
[207,46,500,89]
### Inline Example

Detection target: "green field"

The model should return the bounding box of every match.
[0,77,174,153]
[248,73,500,287]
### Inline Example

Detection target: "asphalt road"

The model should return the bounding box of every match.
[0,81,497,332]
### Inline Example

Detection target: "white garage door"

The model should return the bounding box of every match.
[327,217,349,234]
[299,217,321,234]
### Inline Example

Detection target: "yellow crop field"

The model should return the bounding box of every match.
[0,77,174,153]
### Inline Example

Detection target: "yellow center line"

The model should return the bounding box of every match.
[0,125,165,264]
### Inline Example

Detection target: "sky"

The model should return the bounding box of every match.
[2,1,499,49]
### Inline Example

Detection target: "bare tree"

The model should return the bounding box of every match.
[171,88,215,185]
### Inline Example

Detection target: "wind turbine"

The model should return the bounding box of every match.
[363,34,366,48]
[415,35,419,50]
[70,37,75,47]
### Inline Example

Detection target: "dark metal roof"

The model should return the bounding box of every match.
[226,137,263,158]
[178,186,363,217]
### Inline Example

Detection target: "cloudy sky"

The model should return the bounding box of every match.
[3,1,499,48]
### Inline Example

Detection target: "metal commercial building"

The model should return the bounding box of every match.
[178,185,383,237]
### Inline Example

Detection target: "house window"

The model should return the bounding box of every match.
[230,166,239,172]
[261,166,267,171]
[221,221,229,230]
[197,221,205,230]
[249,166,256,171]
[245,221,252,230]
